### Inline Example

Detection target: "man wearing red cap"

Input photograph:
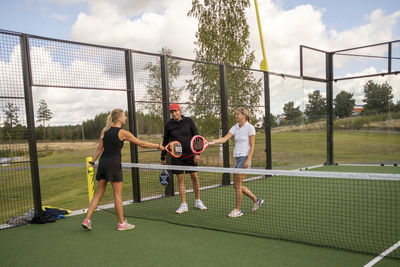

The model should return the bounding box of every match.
[161,103,207,213]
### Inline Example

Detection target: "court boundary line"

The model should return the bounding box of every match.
[364,240,400,267]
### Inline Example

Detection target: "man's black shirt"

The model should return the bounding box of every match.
[161,115,198,160]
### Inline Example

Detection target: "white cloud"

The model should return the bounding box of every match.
[3,0,399,124]
[69,0,197,58]
[67,0,400,77]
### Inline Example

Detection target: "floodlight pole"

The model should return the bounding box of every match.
[254,0,269,71]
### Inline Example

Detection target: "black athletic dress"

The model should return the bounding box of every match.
[95,127,124,182]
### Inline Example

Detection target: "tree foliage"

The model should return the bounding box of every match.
[362,80,394,114]
[187,0,262,135]
[36,99,53,140]
[283,101,302,122]
[143,47,182,116]
[2,102,22,140]
[305,90,326,122]
[262,113,278,128]
[3,102,20,129]
[334,91,355,118]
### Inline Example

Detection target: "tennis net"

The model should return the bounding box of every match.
[112,163,400,258]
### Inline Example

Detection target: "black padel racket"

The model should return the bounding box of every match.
[159,169,169,187]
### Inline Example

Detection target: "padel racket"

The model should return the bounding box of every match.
[159,169,169,187]
[165,140,182,158]
[190,135,214,154]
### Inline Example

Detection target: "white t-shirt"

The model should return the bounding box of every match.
[229,122,256,158]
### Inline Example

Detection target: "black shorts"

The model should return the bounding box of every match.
[95,158,123,182]
[171,155,197,174]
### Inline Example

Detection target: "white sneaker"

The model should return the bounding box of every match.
[194,199,207,210]
[252,198,264,212]
[176,203,188,214]
[117,220,135,231]
[228,209,243,218]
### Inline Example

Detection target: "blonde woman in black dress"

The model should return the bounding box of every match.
[82,108,164,231]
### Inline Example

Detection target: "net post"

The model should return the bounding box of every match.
[219,64,231,185]
[325,52,334,165]
[85,157,95,203]
[125,50,141,202]
[161,55,174,196]
[21,34,43,217]
[263,71,272,169]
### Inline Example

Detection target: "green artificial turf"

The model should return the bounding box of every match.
[0,211,399,267]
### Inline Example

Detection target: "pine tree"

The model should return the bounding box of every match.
[36,99,53,140]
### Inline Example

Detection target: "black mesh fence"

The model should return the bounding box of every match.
[331,41,400,165]
[1,29,398,237]
[0,32,33,228]
[269,74,327,169]
[333,76,400,165]
[28,37,127,90]
[27,37,132,213]
[224,66,266,167]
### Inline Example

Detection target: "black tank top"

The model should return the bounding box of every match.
[101,127,124,160]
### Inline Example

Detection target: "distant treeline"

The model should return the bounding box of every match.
[34,111,164,141]
[0,111,164,141]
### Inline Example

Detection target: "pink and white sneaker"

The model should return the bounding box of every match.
[118,220,135,231]
[82,218,92,230]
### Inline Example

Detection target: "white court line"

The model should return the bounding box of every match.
[364,240,400,267]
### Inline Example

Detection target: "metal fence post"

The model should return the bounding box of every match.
[125,50,141,202]
[161,55,174,196]
[326,52,334,165]
[21,34,43,216]
[264,71,272,169]
[219,64,230,185]
[300,45,303,77]
[388,42,392,74]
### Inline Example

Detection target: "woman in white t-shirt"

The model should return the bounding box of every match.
[211,107,264,218]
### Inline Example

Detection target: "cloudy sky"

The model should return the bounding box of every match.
[0,0,399,124]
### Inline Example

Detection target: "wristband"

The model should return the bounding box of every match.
[89,161,95,165]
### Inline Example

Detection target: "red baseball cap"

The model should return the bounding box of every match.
[169,103,180,111]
